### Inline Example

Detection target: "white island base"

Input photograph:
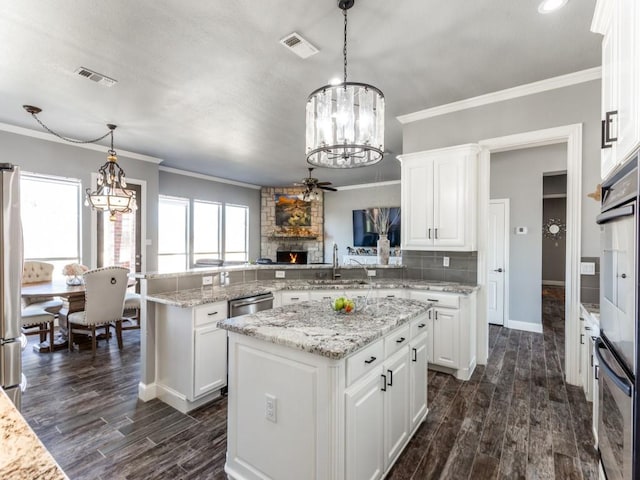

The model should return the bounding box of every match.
[224,312,429,480]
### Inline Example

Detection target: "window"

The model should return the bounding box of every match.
[20,173,82,277]
[158,195,189,271]
[225,204,249,262]
[193,200,221,264]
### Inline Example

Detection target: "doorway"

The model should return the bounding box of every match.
[478,124,583,386]
[487,199,509,326]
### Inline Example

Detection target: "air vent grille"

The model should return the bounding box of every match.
[74,67,118,87]
[279,32,318,59]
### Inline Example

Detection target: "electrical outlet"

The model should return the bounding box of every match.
[275,270,285,279]
[367,269,376,277]
[202,275,213,285]
[265,394,277,422]
[443,257,450,267]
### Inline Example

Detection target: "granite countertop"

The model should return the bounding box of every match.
[145,279,478,308]
[218,297,431,359]
[0,391,68,479]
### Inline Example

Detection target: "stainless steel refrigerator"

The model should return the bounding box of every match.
[0,163,23,409]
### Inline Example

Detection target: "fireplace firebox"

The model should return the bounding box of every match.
[276,250,308,264]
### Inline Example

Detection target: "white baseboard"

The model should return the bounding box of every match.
[543,280,566,286]
[507,319,543,333]
[138,382,157,402]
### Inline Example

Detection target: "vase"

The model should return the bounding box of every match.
[377,233,390,265]
[66,275,83,286]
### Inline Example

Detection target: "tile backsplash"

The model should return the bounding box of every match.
[402,250,478,284]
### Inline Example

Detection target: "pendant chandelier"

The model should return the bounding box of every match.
[305,0,385,169]
[23,105,135,221]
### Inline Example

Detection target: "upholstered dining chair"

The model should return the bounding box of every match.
[68,266,129,356]
[122,291,141,330]
[21,261,63,351]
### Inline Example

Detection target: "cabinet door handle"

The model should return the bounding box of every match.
[412,348,417,362]
[591,354,594,367]
[595,365,599,380]
[396,337,406,344]
[601,119,612,149]
[434,228,438,239]
[580,333,585,345]
[428,228,432,239]
[381,374,387,391]
[364,356,377,364]
[435,311,438,320]
[605,110,618,143]
[207,312,219,316]
[387,369,393,386]
[418,323,426,329]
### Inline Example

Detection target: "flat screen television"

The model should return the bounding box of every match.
[352,208,401,247]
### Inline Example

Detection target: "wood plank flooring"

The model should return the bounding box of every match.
[20,292,598,479]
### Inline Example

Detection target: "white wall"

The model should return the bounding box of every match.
[402,80,601,256]
[490,144,566,325]
[323,183,400,262]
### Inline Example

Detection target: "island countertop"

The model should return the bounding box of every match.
[145,279,477,308]
[217,297,431,360]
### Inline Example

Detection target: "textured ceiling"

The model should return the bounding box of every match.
[0,0,600,187]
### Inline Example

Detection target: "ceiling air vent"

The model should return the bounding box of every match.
[279,32,319,59]
[74,67,118,87]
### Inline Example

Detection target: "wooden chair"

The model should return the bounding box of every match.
[21,307,55,352]
[68,266,129,356]
[122,292,141,330]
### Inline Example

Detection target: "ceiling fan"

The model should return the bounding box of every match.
[293,168,337,201]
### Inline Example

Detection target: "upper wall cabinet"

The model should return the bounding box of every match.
[398,144,479,251]
[593,0,640,179]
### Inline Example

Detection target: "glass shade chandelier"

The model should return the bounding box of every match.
[305,0,385,169]
[23,105,135,221]
[84,125,136,221]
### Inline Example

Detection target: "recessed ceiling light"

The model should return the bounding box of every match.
[538,0,568,14]
[329,77,342,86]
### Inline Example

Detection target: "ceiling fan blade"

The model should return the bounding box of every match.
[319,186,337,191]
[316,181,333,186]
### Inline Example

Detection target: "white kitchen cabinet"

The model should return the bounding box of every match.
[409,332,428,433]
[155,301,228,413]
[593,0,640,178]
[398,144,479,251]
[383,347,410,468]
[409,290,476,380]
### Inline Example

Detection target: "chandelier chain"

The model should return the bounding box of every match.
[343,7,348,84]
[28,111,113,144]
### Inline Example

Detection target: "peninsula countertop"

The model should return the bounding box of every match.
[145,279,478,308]
[217,297,431,360]
[0,391,68,479]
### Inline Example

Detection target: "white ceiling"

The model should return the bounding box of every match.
[0,0,600,187]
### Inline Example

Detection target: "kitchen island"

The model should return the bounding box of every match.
[218,297,431,480]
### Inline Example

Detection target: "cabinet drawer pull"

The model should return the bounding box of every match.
[387,369,393,386]
[418,323,426,329]
[291,297,299,300]
[381,374,387,392]
[395,337,406,344]
[207,312,219,316]
[426,298,439,302]
[364,356,377,364]
[412,348,417,362]
[386,295,396,298]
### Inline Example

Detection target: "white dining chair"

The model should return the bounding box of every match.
[67,266,129,356]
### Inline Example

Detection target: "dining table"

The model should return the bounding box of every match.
[21,278,136,353]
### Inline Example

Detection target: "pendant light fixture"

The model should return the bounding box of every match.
[23,105,135,221]
[305,0,385,168]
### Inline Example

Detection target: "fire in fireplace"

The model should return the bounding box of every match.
[276,250,308,264]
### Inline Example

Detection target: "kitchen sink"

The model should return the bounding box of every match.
[306,279,369,285]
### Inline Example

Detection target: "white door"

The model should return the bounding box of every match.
[488,200,508,326]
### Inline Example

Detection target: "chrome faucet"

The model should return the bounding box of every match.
[332,243,341,280]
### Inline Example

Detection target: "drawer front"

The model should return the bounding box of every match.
[346,338,384,386]
[375,289,407,299]
[281,291,310,305]
[410,314,429,339]
[385,324,411,358]
[308,291,335,302]
[410,290,459,309]
[194,302,228,327]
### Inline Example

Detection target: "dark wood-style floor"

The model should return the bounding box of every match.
[21,292,598,479]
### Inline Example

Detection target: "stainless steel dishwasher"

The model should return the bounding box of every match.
[229,292,274,317]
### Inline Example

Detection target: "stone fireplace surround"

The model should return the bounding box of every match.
[260,187,324,264]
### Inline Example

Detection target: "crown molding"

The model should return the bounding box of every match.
[396,67,602,124]
[159,166,261,190]
[590,0,612,35]
[335,180,401,191]
[0,121,163,164]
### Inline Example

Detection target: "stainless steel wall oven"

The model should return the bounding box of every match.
[597,152,640,480]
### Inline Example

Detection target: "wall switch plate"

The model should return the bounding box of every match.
[265,394,277,422]
[515,226,528,235]
[443,256,450,267]
[202,275,213,285]
[580,262,596,275]
[367,269,376,277]
[275,270,285,279]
